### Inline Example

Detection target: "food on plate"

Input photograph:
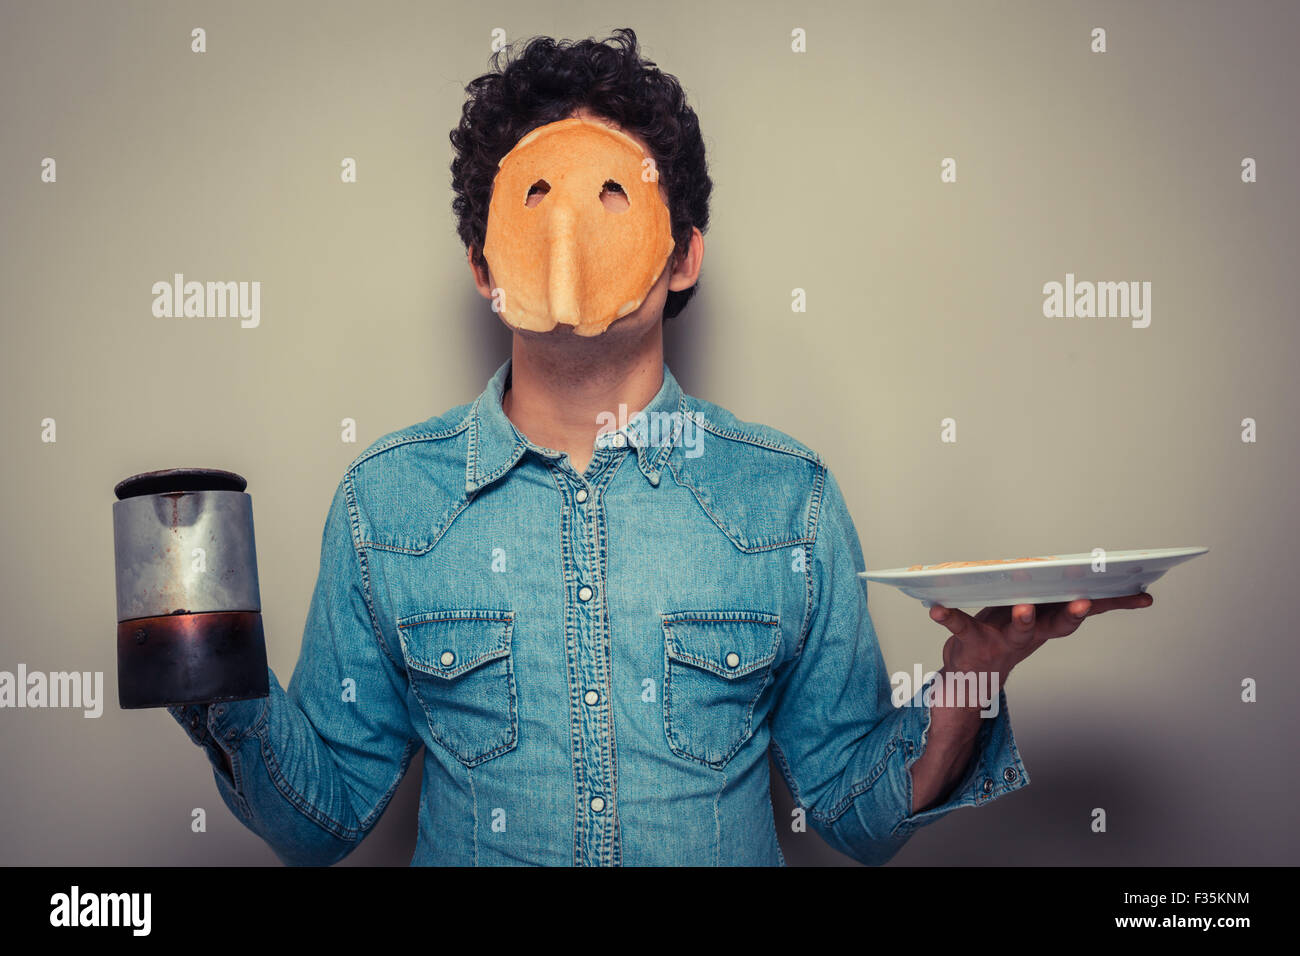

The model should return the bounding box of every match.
[906,556,1057,571]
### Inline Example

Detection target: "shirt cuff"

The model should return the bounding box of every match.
[888,674,1029,838]
[167,682,270,776]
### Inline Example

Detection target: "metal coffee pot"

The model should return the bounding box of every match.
[113,467,269,709]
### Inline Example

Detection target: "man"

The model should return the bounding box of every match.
[169,28,1151,866]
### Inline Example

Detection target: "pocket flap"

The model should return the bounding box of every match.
[396,609,514,679]
[662,610,781,679]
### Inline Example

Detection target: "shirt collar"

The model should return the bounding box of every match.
[465,357,689,495]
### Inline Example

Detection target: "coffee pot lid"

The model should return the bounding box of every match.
[114,467,248,500]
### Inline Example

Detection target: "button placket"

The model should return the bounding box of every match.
[558,458,621,865]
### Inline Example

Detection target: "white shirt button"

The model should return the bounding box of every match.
[578,586,593,602]
[584,690,599,706]
[575,488,589,503]
[440,651,455,667]
[612,433,626,447]
[725,652,740,668]
[590,796,605,812]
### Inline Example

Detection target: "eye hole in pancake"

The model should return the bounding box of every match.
[524,179,550,207]
[599,180,629,212]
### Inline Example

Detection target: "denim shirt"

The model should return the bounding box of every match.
[169,358,1028,866]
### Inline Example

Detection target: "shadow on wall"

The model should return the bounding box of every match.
[771,731,1197,866]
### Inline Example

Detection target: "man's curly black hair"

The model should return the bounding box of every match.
[450,27,711,321]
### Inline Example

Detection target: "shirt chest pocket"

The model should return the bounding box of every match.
[662,610,781,769]
[396,609,518,768]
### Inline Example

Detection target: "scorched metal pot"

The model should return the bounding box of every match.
[113,467,269,709]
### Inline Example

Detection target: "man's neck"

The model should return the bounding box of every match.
[501,321,665,476]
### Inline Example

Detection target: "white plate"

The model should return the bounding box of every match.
[859,547,1208,608]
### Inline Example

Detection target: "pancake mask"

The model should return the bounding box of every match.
[483,117,676,336]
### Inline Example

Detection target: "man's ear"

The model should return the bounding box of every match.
[467,246,493,298]
[667,228,704,293]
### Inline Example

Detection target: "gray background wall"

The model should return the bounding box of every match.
[1,0,1295,865]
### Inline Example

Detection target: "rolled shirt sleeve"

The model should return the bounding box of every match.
[889,676,1028,839]
[768,464,1028,865]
